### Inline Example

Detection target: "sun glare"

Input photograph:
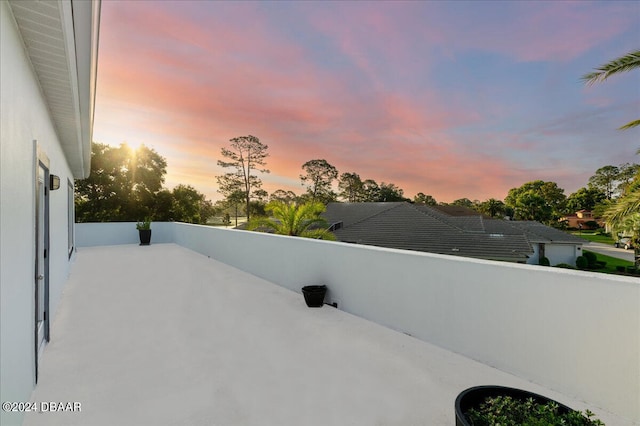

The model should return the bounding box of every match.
[122,140,144,151]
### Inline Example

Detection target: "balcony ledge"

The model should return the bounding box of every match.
[24,243,633,425]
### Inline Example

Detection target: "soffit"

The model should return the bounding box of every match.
[8,0,98,178]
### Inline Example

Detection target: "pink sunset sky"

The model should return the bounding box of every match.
[93,0,639,203]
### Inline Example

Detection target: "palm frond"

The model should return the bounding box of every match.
[301,229,337,241]
[246,217,279,232]
[582,49,640,85]
[604,190,640,234]
[619,119,640,130]
[256,200,335,239]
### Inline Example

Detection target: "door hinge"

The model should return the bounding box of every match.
[44,311,47,321]
[44,249,47,258]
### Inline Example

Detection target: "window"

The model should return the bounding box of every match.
[67,179,74,257]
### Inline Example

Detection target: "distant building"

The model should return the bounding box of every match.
[323,202,585,266]
[560,210,604,229]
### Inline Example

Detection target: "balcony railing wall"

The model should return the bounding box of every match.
[76,222,640,422]
[76,222,175,247]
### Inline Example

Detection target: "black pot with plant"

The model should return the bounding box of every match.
[301,285,327,307]
[136,219,152,245]
[455,386,604,426]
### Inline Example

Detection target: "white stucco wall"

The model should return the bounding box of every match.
[547,244,582,266]
[527,243,582,266]
[527,243,541,264]
[76,222,176,247]
[1,4,76,425]
[162,223,637,422]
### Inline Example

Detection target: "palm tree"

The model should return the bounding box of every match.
[582,49,640,130]
[479,198,505,218]
[247,200,336,240]
[604,171,640,267]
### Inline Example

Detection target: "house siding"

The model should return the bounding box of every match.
[546,244,581,266]
[0,3,75,425]
[527,243,581,266]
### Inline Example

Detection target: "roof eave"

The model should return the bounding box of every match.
[9,0,101,179]
[68,0,101,178]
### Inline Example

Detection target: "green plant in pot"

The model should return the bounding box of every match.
[136,218,152,245]
[455,386,604,426]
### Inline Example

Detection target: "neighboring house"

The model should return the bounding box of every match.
[483,220,586,266]
[0,2,100,425]
[324,202,532,262]
[560,210,603,229]
[323,202,585,266]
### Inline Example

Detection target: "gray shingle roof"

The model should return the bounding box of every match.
[324,202,585,262]
[414,205,486,232]
[323,202,400,228]
[324,203,533,262]
[506,221,588,244]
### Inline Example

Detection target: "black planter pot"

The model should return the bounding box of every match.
[455,386,574,426]
[301,285,327,308]
[138,229,152,245]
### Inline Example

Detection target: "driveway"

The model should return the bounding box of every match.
[584,242,635,262]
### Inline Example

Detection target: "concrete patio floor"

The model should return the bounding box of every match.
[24,244,632,426]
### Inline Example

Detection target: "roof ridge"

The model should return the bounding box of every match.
[506,221,542,238]
[508,220,587,243]
[478,215,486,232]
[410,204,468,232]
[516,223,547,241]
[346,202,405,228]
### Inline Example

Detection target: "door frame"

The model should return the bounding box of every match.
[34,143,50,383]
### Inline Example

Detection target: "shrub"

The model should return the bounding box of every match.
[595,261,607,269]
[583,251,597,268]
[584,220,599,229]
[135,218,151,230]
[576,256,588,270]
[539,257,550,266]
[616,266,626,272]
[465,395,604,426]
[555,263,575,269]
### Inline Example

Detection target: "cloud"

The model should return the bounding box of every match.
[94,1,638,204]
[423,1,636,63]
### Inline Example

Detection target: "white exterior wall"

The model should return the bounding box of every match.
[527,242,582,266]
[547,244,582,266]
[1,4,75,425]
[170,223,638,422]
[76,222,176,247]
[527,243,541,264]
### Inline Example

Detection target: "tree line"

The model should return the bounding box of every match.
[75,143,214,223]
[75,138,638,236]
[213,136,412,222]
[215,134,638,226]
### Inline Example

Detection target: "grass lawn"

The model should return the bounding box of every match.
[570,232,615,245]
[583,250,634,275]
